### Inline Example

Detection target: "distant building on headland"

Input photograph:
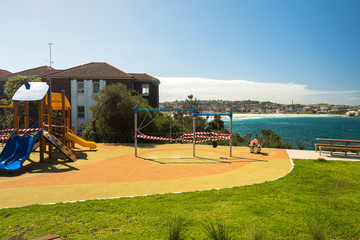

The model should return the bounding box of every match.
[161,99,359,116]
[346,111,360,117]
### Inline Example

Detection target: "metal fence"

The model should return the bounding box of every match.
[281,137,317,150]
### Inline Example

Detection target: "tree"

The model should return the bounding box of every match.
[257,129,282,148]
[205,114,225,132]
[183,94,202,113]
[5,75,41,100]
[0,99,13,129]
[0,75,41,129]
[82,83,171,142]
[82,85,210,143]
[173,94,206,134]
[231,133,252,146]
[86,83,149,134]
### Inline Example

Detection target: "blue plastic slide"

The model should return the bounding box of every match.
[0,130,21,162]
[0,131,41,172]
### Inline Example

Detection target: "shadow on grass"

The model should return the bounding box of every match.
[326,154,360,161]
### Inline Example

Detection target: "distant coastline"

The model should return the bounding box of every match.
[226,114,360,150]
[232,113,345,118]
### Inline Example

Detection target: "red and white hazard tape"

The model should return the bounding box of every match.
[137,131,232,143]
[137,135,171,141]
[0,128,43,140]
[18,128,41,132]
[0,135,10,140]
[0,128,16,132]
[182,132,229,136]
[0,128,41,133]
[43,123,66,128]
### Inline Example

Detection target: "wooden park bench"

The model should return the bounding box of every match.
[316,138,360,156]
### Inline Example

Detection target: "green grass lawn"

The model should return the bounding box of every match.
[1,159,360,239]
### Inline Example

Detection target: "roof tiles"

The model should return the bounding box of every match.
[0,66,56,82]
[129,73,159,82]
[0,69,12,78]
[45,62,133,79]
[0,63,160,84]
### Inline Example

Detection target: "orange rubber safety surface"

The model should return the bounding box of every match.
[0,144,292,208]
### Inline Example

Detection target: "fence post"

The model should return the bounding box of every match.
[193,117,196,157]
[230,116,232,157]
[134,111,138,157]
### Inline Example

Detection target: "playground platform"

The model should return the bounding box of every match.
[0,144,292,208]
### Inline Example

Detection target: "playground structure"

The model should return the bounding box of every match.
[134,106,233,157]
[0,80,96,172]
[249,138,262,153]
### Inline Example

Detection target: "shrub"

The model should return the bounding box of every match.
[167,216,185,240]
[296,141,308,150]
[203,219,232,240]
[256,129,282,148]
[284,142,293,149]
[232,133,252,146]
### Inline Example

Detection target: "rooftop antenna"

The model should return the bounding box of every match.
[48,43,54,67]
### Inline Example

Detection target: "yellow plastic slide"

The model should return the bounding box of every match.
[65,132,97,149]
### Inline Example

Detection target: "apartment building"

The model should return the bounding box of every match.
[0,62,160,133]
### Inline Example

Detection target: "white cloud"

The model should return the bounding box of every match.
[158,77,360,105]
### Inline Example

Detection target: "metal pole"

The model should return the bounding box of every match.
[193,117,196,157]
[134,111,138,157]
[47,79,53,158]
[48,43,53,67]
[61,90,66,145]
[39,99,44,162]
[230,117,233,157]
[13,101,19,133]
[24,102,29,129]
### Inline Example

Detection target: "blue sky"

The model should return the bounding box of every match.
[1,0,359,105]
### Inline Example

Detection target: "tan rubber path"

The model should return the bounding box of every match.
[0,144,292,208]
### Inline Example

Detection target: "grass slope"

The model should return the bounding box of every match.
[1,159,360,239]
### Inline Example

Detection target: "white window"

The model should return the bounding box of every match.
[77,82,84,94]
[78,106,85,118]
[93,82,100,94]
[142,84,149,96]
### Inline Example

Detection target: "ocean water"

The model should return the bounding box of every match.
[223,116,360,149]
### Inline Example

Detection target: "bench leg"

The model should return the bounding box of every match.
[319,147,322,156]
